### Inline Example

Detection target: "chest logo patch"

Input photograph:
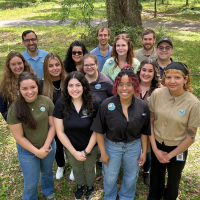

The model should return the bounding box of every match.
[109,60,114,66]
[147,97,150,101]
[40,106,46,112]
[108,103,115,111]
[95,84,101,89]
[82,109,87,116]
[179,109,185,115]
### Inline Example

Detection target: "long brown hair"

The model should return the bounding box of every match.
[111,34,135,71]
[43,53,66,100]
[0,51,36,102]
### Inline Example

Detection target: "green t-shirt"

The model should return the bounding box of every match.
[7,95,54,149]
[101,57,140,80]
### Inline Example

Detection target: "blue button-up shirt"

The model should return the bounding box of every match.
[22,48,48,79]
[90,45,112,71]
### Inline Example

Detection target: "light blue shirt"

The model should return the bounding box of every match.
[22,48,48,79]
[90,45,112,71]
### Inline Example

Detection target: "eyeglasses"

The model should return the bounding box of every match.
[157,46,172,51]
[72,51,83,55]
[24,38,37,43]
[118,83,133,88]
[84,63,96,68]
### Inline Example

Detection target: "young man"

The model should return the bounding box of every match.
[22,30,48,79]
[90,26,112,71]
[156,37,174,79]
[135,29,157,63]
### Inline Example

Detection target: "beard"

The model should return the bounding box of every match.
[143,44,154,51]
[27,44,37,52]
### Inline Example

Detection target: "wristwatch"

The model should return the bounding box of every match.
[84,150,91,157]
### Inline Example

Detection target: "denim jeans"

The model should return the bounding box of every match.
[143,151,151,173]
[103,137,141,200]
[17,139,56,200]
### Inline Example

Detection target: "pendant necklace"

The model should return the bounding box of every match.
[53,85,61,91]
[29,98,37,111]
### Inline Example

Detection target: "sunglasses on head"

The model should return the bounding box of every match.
[72,51,83,55]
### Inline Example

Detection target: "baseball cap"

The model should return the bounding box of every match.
[157,38,173,48]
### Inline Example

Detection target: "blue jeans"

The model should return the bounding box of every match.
[17,139,56,200]
[143,151,151,173]
[103,137,141,200]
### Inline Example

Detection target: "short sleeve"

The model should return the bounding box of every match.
[53,99,64,119]
[148,90,156,114]
[133,58,140,73]
[102,59,110,77]
[188,102,200,127]
[7,104,21,125]
[47,98,55,116]
[106,77,114,97]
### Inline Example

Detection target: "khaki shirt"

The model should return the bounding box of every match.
[149,87,200,146]
[135,47,157,63]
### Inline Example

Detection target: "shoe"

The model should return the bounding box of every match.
[84,186,94,200]
[56,167,64,180]
[47,193,56,200]
[75,185,84,200]
[143,172,149,185]
[69,169,75,181]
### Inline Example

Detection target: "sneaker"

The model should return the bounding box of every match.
[69,169,75,181]
[143,172,150,185]
[75,185,84,200]
[56,167,64,180]
[84,186,94,200]
[47,193,56,200]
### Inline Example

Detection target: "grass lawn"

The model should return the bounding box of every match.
[0,26,200,199]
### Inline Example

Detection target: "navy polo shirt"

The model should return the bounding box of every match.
[53,99,99,151]
[89,72,114,105]
[91,96,151,143]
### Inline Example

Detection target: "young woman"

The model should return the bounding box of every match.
[53,71,99,200]
[63,41,88,74]
[83,53,113,105]
[7,72,56,200]
[91,65,151,200]
[136,58,160,185]
[102,34,140,80]
[40,53,67,180]
[0,51,36,121]
[148,62,200,200]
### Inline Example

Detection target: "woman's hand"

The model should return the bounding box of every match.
[101,153,110,165]
[138,152,146,166]
[35,148,49,159]
[74,151,87,161]
[154,149,170,163]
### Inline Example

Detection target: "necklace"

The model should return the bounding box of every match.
[53,85,61,91]
[28,98,37,111]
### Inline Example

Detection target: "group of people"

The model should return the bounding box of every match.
[0,26,199,200]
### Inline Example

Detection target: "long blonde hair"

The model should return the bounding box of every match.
[43,53,66,100]
[0,51,36,102]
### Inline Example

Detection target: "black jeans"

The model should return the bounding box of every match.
[55,134,65,167]
[148,140,188,200]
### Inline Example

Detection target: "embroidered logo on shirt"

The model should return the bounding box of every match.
[179,109,185,115]
[109,60,114,66]
[147,97,150,101]
[40,106,46,112]
[108,103,115,111]
[95,84,101,89]
[82,110,87,116]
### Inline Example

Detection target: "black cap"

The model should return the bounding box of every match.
[157,38,173,48]
[165,62,188,75]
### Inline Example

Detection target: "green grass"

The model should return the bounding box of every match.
[142,0,200,22]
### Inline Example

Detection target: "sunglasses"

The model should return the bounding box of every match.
[72,51,83,55]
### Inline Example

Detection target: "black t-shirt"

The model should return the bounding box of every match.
[89,72,114,105]
[39,79,61,104]
[53,99,99,151]
[91,96,151,142]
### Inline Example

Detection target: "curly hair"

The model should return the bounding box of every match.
[63,41,88,73]
[136,58,160,95]
[43,53,67,100]
[111,34,135,71]
[112,64,140,97]
[13,72,42,129]
[162,63,193,93]
[0,51,36,103]
[61,71,94,120]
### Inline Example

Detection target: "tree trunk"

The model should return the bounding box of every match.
[106,0,142,28]
[154,0,157,18]
[186,0,189,6]
[161,0,164,4]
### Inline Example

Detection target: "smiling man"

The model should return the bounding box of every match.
[135,29,157,63]
[22,30,48,79]
[90,26,112,71]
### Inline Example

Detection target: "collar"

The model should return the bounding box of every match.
[90,71,106,85]
[24,48,41,59]
[142,47,156,56]
[156,58,174,69]
[164,87,189,106]
[115,95,135,110]
[96,44,112,56]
